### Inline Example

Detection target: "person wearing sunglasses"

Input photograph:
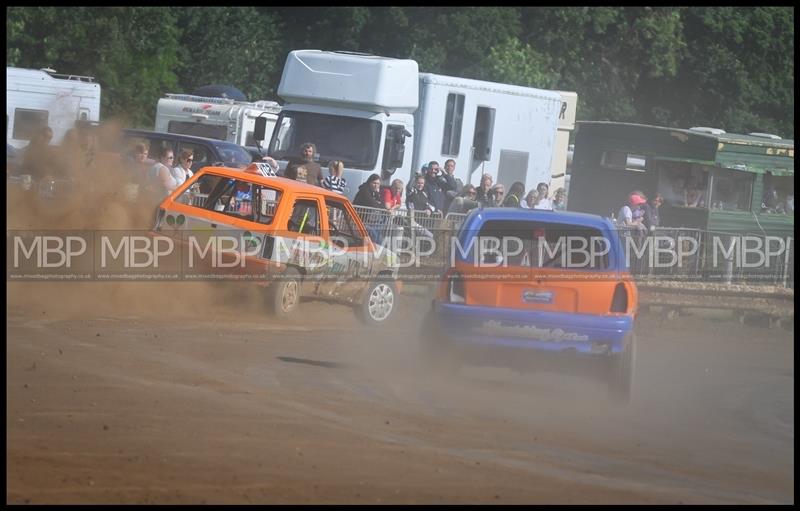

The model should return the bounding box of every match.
[174,149,195,186]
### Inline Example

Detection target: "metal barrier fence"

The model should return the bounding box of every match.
[166,196,795,288]
[627,227,794,287]
[349,207,794,288]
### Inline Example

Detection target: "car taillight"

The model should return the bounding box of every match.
[610,282,628,313]
[447,270,465,304]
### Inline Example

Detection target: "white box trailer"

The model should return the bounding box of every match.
[154,93,281,153]
[6,67,101,149]
[266,50,570,201]
[551,90,578,192]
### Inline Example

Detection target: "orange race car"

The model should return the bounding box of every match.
[152,163,401,325]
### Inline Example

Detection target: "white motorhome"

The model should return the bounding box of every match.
[154,93,281,153]
[6,67,101,148]
[265,50,572,201]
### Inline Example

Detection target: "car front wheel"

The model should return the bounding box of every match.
[358,279,397,326]
[269,267,301,318]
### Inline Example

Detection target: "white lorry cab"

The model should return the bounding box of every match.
[6,67,101,149]
[262,50,573,201]
[154,93,281,155]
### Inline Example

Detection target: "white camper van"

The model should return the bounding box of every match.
[265,50,574,201]
[154,93,281,155]
[6,67,101,149]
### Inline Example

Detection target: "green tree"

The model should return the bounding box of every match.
[7,7,181,127]
[475,37,560,89]
[174,7,284,102]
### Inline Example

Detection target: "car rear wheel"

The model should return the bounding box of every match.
[419,309,460,374]
[269,267,301,318]
[358,279,397,326]
[608,331,636,403]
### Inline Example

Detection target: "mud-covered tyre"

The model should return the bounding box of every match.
[608,331,636,403]
[358,279,397,326]
[269,267,301,318]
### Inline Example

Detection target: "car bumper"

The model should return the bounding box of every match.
[432,301,633,355]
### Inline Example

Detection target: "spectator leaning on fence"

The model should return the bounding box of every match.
[553,187,567,210]
[441,158,461,209]
[502,181,525,207]
[382,178,404,210]
[475,173,494,207]
[532,182,553,210]
[323,160,347,195]
[617,192,647,233]
[643,193,662,231]
[407,174,436,215]
[424,161,447,212]
[446,184,479,215]
[491,184,506,206]
[353,173,385,209]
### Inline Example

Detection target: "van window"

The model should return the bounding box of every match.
[288,200,321,236]
[13,109,49,141]
[601,150,647,172]
[472,106,496,161]
[167,121,227,141]
[441,93,465,156]
[710,169,753,211]
[761,174,793,215]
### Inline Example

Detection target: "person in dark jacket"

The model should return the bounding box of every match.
[642,193,663,232]
[502,181,525,207]
[353,173,385,209]
[406,174,436,215]
[423,161,446,212]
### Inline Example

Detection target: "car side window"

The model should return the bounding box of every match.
[288,199,321,236]
[325,199,364,247]
[253,186,282,225]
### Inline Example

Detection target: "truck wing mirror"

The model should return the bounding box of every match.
[253,117,267,142]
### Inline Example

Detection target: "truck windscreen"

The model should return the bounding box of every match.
[268,111,381,170]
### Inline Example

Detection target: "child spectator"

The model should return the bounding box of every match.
[322,160,347,195]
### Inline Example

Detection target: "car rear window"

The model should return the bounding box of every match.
[473,220,610,270]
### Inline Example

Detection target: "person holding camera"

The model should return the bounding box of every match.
[423,160,446,212]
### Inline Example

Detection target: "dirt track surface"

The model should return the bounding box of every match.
[6,282,794,504]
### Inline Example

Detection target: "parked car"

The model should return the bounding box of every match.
[152,163,401,324]
[121,129,255,174]
[420,207,638,401]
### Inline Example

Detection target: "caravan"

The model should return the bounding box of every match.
[154,94,281,157]
[6,67,101,149]
[264,50,574,201]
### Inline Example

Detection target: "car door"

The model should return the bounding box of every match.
[316,198,373,300]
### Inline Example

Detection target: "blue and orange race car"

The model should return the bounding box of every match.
[421,207,638,401]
